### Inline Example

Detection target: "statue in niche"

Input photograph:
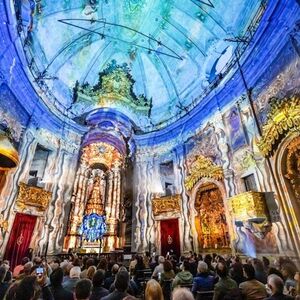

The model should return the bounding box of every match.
[86,175,104,215]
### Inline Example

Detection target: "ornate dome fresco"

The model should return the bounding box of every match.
[28,0,263,131]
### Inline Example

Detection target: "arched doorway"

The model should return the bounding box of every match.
[194,182,230,250]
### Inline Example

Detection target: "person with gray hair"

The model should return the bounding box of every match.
[172,287,194,300]
[192,261,214,294]
[265,274,294,300]
[152,256,165,278]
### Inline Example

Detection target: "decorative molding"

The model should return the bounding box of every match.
[16,182,52,212]
[185,155,223,191]
[258,96,300,157]
[152,194,181,216]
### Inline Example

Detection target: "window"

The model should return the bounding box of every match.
[28,145,50,186]
[243,174,257,192]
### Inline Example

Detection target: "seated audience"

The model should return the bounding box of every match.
[239,264,267,300]
[265,274,294,300]
[252,259,267,284]
[172,287,194,300]
[229,255,245,285]
[49,267,73,300]
[0,266,9,300]
[172,260,193,289]
[213,262,237,300]
[145,279,163,300]
[13,257,29,278]
[281,263,297,294]
[152,256,165,278]
[90,270,109,300]
[104,264,119,290]
[75,279,92,300]
[63,266,81,292]
[80,258,94,279]
[102,270,130,300]
[192,261,214,294]
[86,266,96,281]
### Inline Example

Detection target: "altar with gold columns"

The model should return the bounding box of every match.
[64,142,124,252]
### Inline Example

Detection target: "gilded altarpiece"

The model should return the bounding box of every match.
[194,183,230,249]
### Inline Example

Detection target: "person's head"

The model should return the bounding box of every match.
[243,264,255,280]
[216,262,228,278]
[204,254,212,265]
[23,262,34,276]
[252,258,264,272]
[86,266,96,280]
[281,263,297,280]
[114,270,129,292]
[92,270,105,287]
[158,256,165,265]
[267,274,284,295]
[163,260,173,273]
[182,260,190,272]
[74,279,92,300]
[50,267,64,287]
[21,257,30,266]
[70,266,81,279]
[197,261,208,274]
[0,266,7,283]
[112,263,119,275]
[172,287,194,300]
[86,258,95,269]
[97,257,107,271]
[33,257,42,266]
[15,275,41,300]
[145,279,163,300]
[262,256,270,268]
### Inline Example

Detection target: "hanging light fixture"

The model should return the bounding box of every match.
[0,131,19,170]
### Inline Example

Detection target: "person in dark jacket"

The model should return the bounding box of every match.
[90,270,109,300]
[265,274,294,300]
[192,261,214,294]
[102,270,130,300]
[50,267,73,300]
[0,266,9,300]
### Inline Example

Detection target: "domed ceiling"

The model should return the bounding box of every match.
[29,0,262,131]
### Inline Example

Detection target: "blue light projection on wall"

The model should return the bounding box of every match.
[79,213,107,242]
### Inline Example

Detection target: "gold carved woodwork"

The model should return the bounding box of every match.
[152,194,181,216]
[258,96,300,157]
[285,136,300,202]
[185,155,223,191]
[229,191,268,222]
[16,182,52,211]
[81,142,123,169]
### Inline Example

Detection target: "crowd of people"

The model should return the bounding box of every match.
[0,251,299,300]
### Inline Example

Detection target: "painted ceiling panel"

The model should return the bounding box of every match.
[28,0,263,129]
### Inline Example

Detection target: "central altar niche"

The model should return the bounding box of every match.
[64,142,125,253]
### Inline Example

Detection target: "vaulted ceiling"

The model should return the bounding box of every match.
[29,0,262,129]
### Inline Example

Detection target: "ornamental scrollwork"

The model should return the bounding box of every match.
[229,191,271,239]
[185,155,223,191]
[73,60,152,115]
[152,194,181,216]
[16,182,52,212]
[258,96,300,157]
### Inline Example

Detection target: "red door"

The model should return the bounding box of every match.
[4,213,37,269]
[160,219,180,257]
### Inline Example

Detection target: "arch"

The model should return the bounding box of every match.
[188,178,232,253]
[273,132,300,257]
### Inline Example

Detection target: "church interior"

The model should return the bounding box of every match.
[1,0,300,283]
